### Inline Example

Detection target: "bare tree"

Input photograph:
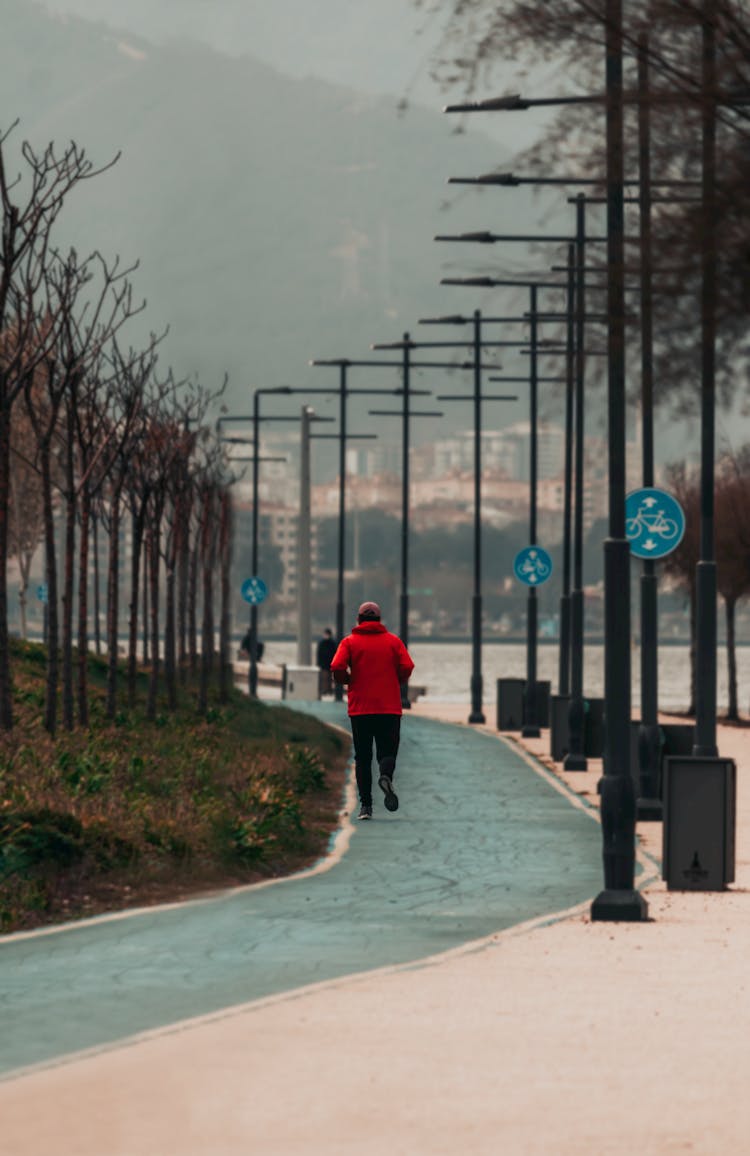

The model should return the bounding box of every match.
[663,462,701,713]
[100,342,160,719]
[218,485,234,705]
[8,403,44,637]
[0,125,117,727]
[716,450,750,718]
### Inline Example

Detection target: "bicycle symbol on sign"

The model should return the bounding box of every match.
[514,546,553,586]
[519,551,551,580]
[625,500,679,542]
[624,487,686,560]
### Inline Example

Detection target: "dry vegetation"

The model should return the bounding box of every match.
[0,640,348,932]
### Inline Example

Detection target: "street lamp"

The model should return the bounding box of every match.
[221,387,295,696]
[224,385,335,697]
[418,310,517,724]
[593,0,646,919]
[369,333,508,708]
[309,358,400,700]
[438,269,581,738]
[367,360,444,708]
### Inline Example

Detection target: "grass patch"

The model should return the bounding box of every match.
[0,640,348,932]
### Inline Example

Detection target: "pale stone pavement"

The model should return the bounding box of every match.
[0,697,747,1155]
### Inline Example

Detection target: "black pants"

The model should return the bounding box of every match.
[350,714,401,806]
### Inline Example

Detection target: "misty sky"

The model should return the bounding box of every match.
[36,0,556,149]
[24,0,749,461]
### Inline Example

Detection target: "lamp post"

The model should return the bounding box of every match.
[371,331,511,705]
[316,343,498,707]
[367,338,444,709]
[297,407,336,666]
[224,385,338,696]
[437,267,581,736]
[222,386,297,695]
[694,0,718,759]
[309,358,403,700]
[591,0,646,919]
[436,196,622,765]
[418,310,518,724]
[635,32,662,818]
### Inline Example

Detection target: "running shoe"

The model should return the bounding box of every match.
[358,804,373,820]
[378,774,399,813]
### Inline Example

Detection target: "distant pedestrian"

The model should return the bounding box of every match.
[239,630,264,662]
[316,627,337,696]
[330,601,414,821]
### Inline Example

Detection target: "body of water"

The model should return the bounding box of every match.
[265,638,748,714]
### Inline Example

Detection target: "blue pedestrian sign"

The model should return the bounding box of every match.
[625,487,685,559]
[241,577,268,605]
[36,583,48,604]
[513,546,553,586]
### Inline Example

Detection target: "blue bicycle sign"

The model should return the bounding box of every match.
[514,546,553,586]
[241,576,268,605]
[625,487,685,559]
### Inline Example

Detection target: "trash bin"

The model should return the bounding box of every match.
[663,755,736,890]
[526,679,551,728]
[549,694,570,761]
[583,696,605,757]
[282,665,321,701]
[496,678,526,731]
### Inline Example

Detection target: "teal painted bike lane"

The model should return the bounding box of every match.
[0,709,604,1076]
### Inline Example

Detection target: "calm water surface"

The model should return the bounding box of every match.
[268,639,749,714]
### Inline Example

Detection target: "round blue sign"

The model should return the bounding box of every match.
[513,545,553,586]
[241,576,268,605]
[625,487,685,559]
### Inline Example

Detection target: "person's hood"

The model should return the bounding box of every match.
[352,622,387,635]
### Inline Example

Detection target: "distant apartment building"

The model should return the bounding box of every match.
[255,504,318,604]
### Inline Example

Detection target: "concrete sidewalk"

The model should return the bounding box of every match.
[0,701,748,1154]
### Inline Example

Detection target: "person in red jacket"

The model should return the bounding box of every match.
[330,601,414,821]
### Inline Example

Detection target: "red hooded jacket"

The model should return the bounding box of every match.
[330,622,414,716]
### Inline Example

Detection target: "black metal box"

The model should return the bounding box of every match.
[496,677,526,731]
[662,756,736,890]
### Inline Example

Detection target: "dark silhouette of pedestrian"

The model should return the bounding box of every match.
[316,627,337,696]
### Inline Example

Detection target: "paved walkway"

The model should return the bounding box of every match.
[3,702,745,1154]
[0,706,603,1076]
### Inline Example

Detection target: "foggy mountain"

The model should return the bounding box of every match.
[34,0,448,104]
[3,0,554,433]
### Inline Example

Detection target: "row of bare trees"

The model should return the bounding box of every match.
[665,452,750,721]
[1,122,236,734]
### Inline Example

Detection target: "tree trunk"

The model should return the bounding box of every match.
[93,511,102,655]
[164,525,177,712]
[41,449,60,736]
[188,534,199,673]
[17,545,32,641]
[147,513,162,721]
[106,493,121,719]
[127,507,146,709]
[0,405,14,729]
[142,543,149,667]
[76,485,91,727]
[62,493,76,730]
[199,558,214,716]
[219,490,232,704]
[725,595,738,721]
[177,490,192,681]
